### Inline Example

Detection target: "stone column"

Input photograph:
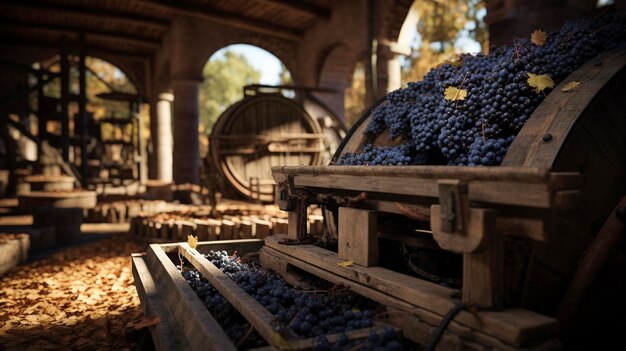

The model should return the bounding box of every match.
[375,41,411,98]
[154,92,174,183]
[171,79,200,185]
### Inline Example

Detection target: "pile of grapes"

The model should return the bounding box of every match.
[337,14,626,166]
[180,250,410,350]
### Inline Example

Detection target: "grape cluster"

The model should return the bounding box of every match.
[182,269,268,349]
[336,143,418,166]
[181,250,407,349]
[340,14,626,166]
[314,326,405,351]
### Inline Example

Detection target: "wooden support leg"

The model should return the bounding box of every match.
[462,209,502,309]
[338,207,378,267]
[287,211,299,240]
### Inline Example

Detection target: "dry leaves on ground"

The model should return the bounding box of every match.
[0,236,144,350]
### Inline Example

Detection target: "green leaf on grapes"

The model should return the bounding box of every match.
[444,86,467,101]
[531,30,547,45]
[187,234,198,249]
[561,80,581,92]
[527,73,555,93]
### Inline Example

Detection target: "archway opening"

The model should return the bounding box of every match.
[198,44,293,156]
[24,55,146,183]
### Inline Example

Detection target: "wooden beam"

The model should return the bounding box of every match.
[0,19,162,49]
[0,37,153,59]
[137,0,302,41]
[0,1,169,31]
[252,0,331,18]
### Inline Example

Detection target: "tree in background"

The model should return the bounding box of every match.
[402,0,488,84]
[199,51,261,156]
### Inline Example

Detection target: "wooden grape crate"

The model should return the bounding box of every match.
[132,239,403,351]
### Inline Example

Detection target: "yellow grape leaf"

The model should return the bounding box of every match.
[445,54,462,67]
[436,54,461,68]
[444,86,467,101]
[561,81,581,92]
[527,73,555,93]
[531,30,547,46]
[269,331,294,350]
[338,260,353,267]
[187,234,198,249]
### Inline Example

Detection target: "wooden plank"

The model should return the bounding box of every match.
[338,207,378,267]
[469,182,551,209]
[284,171,569,209]
[144,244,235,351]
[240,220,253,239]
[253,219,272,239]
[220,220,235,240]
[462,210,503,308]
[178,243,295,349]
[274,165,555,183]
[264,235,557,345]
[294,173,438,198]
[261,247,559,349]
[131,254,192,351]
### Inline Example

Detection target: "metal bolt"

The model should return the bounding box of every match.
[616,207,626,221]
[543,133,553,143]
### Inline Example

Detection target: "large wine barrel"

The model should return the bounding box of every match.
[329,49,626,339]
[209,94,330,203]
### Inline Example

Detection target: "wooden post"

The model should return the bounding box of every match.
[287,211,299,240]
[462,209,502,309]
[338,207,378,267]
[78,32,89,187]
[60,36,70,162]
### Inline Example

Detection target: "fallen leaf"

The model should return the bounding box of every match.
[527,73,555,93]
[126,315,161,330]
[561,80,581,92]
[444,86,467,101]
[187,234,198,249]
[531,30,547,45]
[337,260,353,268]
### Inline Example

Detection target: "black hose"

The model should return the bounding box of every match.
[424,303,468,351]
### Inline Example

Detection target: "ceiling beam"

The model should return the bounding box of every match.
[252,0,331,18]
[0,37,153,59]
[0,1,169,32]
[137,0,303,41]
[0,19,162,49]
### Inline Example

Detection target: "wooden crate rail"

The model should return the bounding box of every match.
[137,240,402,350]
[271,165,581,308]
[272,165,580,244]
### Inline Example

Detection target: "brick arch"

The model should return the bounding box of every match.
[314,43,358,121]
[199,34,297,85]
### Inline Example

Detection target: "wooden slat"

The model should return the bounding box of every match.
[278,167,576,209]
[178,243,295,349]
[131,254,192,351]
[338,207,378,266]
[260,247,560,349]
[264,235,557,345]
[274,165,555,183]
[144,244,236,351]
